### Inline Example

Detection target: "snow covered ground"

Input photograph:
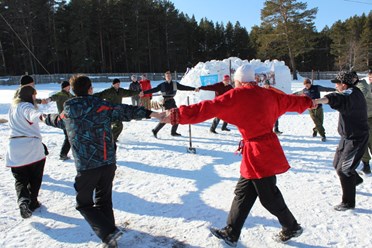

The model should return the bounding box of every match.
[0,79,371,248]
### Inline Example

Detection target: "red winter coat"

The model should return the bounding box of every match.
[176,85,313,179]
[139,79,152,98]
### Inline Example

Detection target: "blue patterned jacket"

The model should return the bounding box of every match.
[45,95,151,171]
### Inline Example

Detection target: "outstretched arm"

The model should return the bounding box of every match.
[314,97,329,105]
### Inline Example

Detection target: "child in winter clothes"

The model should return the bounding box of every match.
[6,85,45,218]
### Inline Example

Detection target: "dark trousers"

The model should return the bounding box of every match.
[111,121,123,142]
[274,119,280,131]
[60,129,71,157]
[11,158,45,206]
[362,117,372,163]
[131,97,140,107]
[153,98,179,135]
[309,106,325,137]
[227,176,298,237]
[333,135,368,205]
[210,118,228,131]
[153,122,179,135]
[74,164,117,242]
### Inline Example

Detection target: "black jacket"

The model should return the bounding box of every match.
[294,85,335,108]
[143,80,195,98]
[325,86,368,139]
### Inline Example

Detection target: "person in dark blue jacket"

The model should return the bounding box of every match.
[143,71,195,138]
[43,74,163,247]
[315,71,368,211]
[294,78,335,141]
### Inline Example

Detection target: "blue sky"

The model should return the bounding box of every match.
[170,0,372,32]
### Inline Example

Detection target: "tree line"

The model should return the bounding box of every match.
[0,0,371,76]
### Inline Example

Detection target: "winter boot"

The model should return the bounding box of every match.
[210,128,218,134]
[312,129,317,137]
[274,129,283,135]
[151,129,158,139]
[321,136,326,142]
[221,122,230,131]
[362,161,371,174]
[29,200,41,212]
[210,118,219,134]
[102,228,124,248]
[59,154,70,161]
[274,224,303,243]
[19,202,32,219]
[334,202,355,211]
[210,226,238,247]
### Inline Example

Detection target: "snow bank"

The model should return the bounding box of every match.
[175,57,292,106]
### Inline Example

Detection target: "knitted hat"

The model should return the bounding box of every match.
[112,78,120,85]
[20,75,34,86]
[331,71,353,85]
[223,75,230,80]
[264,80,270,86]
[234,64,255,83]
[61,80,70,89]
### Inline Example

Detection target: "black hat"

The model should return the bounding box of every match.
[20,75,34,86]
[61,81,70,89]
[112,78,120,85]
[263,80,270,86]
[331,71,353,85]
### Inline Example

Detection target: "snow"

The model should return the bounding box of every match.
[0,75,371,248]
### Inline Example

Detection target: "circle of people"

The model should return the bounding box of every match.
[5,66,371,247]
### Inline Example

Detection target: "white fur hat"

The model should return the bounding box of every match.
[234,64,255,83]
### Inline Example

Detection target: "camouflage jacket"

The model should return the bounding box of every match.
[49,90,74,113]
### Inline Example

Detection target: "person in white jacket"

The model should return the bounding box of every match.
[6,85,46,219]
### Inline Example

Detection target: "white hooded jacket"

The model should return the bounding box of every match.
[6,102,45,167]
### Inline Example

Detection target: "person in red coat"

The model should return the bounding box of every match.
[139,74,152,110]
[195,74,234,133]
[163,64,315,246]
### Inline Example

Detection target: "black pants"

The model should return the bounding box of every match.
[74,164,117,242]
[60,129,71,157]
[11,158,45,206]
[111,121,124,142]
[274,119,280,132]
[210,118,228,131]
[333,135,368,205]
[227,176,298,237]
[153,98,179,135]
[153,122,179,135]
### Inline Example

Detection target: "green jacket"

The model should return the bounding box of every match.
[94,86,140,104]
[49,90,74,113]
[356,79,372,118]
